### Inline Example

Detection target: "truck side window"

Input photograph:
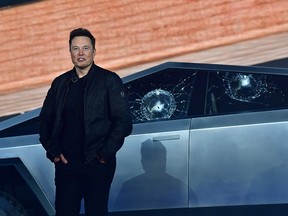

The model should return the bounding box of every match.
[125,68,196,123]
[206,71,288,115]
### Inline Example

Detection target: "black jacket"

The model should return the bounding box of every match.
[39,64,133,163]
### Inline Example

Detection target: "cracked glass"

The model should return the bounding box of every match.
[125,68,196,123]
[206,70,288,115]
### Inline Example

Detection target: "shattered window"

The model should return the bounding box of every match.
[125,68,196,123]
[206,71,288,115]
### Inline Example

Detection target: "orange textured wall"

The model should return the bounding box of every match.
[1,0,288,94]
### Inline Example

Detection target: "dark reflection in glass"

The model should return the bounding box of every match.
[114,139,198,209]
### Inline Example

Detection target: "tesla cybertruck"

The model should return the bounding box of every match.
[1,62,288,215]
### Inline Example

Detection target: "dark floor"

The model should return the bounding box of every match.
[108,204,288,216]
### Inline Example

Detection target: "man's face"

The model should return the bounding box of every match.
[70,36,95,70]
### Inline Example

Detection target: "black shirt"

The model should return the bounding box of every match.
[60,73,85,159]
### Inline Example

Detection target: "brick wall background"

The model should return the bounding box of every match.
[1,0,288,116]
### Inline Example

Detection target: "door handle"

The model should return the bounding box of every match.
[152,134,180,142]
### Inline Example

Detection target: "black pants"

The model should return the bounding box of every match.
[54,156,116,216]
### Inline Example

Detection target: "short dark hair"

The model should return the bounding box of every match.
[69,28,96,49]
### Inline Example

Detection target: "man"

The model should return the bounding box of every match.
[39,28,133,216]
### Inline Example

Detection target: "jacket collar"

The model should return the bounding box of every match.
[68,63,97,84]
